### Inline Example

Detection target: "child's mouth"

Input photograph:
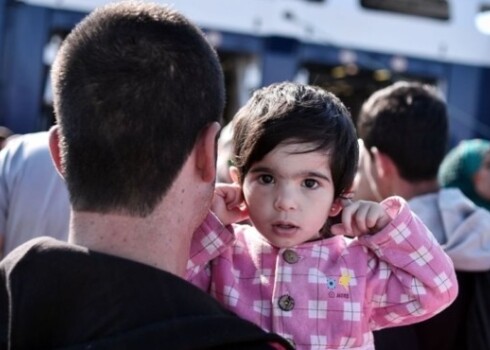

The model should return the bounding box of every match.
[272,223,299,235]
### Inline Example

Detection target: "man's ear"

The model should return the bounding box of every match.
[196,122,221,182]
[229,166,241,184]
[48,125,65,178]
[371,147,396,179]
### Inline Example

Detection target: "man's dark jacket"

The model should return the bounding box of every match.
[0,237,292,349]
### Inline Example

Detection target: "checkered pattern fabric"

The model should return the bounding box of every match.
[186,196,458,350]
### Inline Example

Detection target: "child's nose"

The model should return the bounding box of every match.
[274,187,297,211]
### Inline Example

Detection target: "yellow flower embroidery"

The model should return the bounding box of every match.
[339,272,352,289]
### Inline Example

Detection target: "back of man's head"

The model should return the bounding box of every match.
[51,1,224,216]
[357,81,448,182]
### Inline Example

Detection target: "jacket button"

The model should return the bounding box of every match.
[282,249,299,264]
[278,295,295,311]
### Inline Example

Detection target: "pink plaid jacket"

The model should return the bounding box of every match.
[186,196,458,350]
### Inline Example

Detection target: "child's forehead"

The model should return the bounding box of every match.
[273,139,330,154]
[249,142,333,179]
[264,141,332,161]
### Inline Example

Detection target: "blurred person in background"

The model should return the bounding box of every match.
[216,121,234,183]
[356,81,490,350]
[352,138,382,202]
[0,132,70,259]
[439,138,490,211]
[0,126,13,150]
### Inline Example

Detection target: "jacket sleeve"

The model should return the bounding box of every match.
[185,211,235,291]
[439,194,490,271]
[0,145,13,247]
[358,196,459,330]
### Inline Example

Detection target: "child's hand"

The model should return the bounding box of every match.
[211,183,249,226]
[330,199,391,237]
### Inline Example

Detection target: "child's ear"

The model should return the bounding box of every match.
[328,198,343,217]
[229,166,241,184]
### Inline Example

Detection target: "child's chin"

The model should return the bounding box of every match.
[268,239,297,249]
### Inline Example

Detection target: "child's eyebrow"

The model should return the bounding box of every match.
[248,166,272,174]
[301,171,331,182]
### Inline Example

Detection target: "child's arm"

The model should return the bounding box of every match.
[185,211,231,289]
[354,196,458,329]
[185,183,247,288]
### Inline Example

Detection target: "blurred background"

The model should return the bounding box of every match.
[0,0,489,145]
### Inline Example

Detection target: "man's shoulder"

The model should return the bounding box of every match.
[0,237,80,271]
[0,237,187,289]
[0,238,291,350]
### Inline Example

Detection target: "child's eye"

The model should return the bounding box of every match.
[258,174,274,184]
[303,179,318,189]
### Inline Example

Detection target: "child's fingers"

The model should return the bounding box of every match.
[363,205,382,231]
[340,198,354,207]
[370,208,391,232]
[335,199,392,237]
[354,204,371,233]
[340,199,357,235]
[215,184,243,209]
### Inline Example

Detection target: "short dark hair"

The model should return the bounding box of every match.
[51,2,224,216]
[232,82,358,199]
[357,81,448,181]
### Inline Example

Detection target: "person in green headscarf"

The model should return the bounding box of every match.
[439,138,490,211]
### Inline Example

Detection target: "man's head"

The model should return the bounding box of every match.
[232,82,358,200]
[50,1,224,216]
[357,81,448,198]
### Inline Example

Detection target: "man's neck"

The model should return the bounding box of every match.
[67,146,214,277]
[393,177,440,201]
[69,201,194,277]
